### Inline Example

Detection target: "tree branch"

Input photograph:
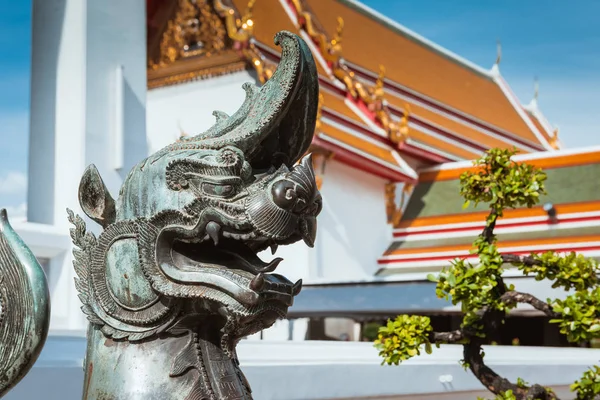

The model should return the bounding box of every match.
[463,331,559,399]
[500,291,559,318]
[481,211,497,245]
[463,338,527,397]
[502,253,543,267]
[429,330,464,344]
[455,153,560,399]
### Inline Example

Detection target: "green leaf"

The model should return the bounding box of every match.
[447,273,456,287]
[590,324,600,333]
[425,342,432,354]
[462,200,471,209]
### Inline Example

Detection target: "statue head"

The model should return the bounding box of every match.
[71,31,321,347]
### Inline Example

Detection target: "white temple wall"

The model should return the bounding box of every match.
[311,160,391,282]
[85,0,149,196]
[146,70,258,153]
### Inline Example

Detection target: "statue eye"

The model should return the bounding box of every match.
[272,180,297,210]
[202,182,235,197]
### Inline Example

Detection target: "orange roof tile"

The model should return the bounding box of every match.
[526,111,551,142]
[406,127,480,161]
[319,85,484,163]
[302,0,546,147]
[320,88,364,125]
[385,93,537,153]
[319,122,398,167]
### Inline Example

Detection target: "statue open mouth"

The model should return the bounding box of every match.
[154,211,303,306]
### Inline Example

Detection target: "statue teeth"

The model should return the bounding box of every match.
[270,243,278,255]
[292,279,303,296]
[249,273,265,292]
[205,221,221,246]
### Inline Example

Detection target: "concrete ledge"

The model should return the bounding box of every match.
[5,332,598,399]
[13,221,72,258]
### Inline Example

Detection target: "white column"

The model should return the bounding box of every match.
[27,0,148,330]
[28,0,88,331]
[85,0,148,195]
[262,320,291,341]
[291,318,309,341]
[29,0,148,226]
[28,0,87,228]
[353,322,362,342]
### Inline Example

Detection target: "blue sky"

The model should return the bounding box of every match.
[0,0,31,219]
[0,0,599,219]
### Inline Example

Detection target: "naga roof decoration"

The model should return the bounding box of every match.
[146,0,560,182]
[377,147,600,276]
[147,0,248,88]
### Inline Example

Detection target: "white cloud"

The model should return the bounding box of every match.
[0,171,27,195]
[3,202,26,222]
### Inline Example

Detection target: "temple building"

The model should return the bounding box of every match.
[142,0,590,342]
[9,0,600,398]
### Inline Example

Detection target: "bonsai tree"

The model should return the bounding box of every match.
[374,148,600,400]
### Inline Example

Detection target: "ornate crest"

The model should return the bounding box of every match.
[70,31,321,399]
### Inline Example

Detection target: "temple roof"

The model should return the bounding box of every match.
[146,0,562,182]
[377,147,600,275]
[298,0,550,148]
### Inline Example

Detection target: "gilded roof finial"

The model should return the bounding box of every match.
[332,17,344,46]
[241,0,256,30]
[373,64,386,100]
[149,0,230,69]
[399,103,410,138]
[548,125,560,149]
[385,182,413,227]
[495,39,502,65]
[216,0,255,42]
